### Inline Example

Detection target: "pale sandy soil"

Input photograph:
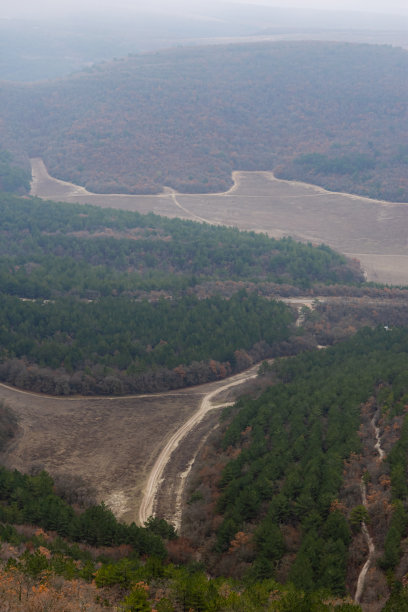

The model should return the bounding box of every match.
[138,365,258,528]
[0,382,203,524]
[0,369,257,526]
[30,159,408,286]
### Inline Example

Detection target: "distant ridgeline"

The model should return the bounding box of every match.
[0,192,362,395]
[0,41,407,200]
[184,327,408,605]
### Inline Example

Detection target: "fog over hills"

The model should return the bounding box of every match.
[1,2,407,81]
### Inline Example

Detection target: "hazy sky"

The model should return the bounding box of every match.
[2,0,408,19]
[238,0,408,14]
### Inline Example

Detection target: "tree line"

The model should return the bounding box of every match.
[0,292,293,395]
[0,192,363,299]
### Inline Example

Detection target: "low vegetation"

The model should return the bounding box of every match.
[0,464,362,610]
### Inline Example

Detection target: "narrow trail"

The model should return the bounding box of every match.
[172,417,228,531]
[355,522,376,605]
[355,408,385,604]
[372,410,386,461]
[167,188,216,225]
[138,367,258,527]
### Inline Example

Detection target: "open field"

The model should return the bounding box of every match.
[0,382,203,524]
[31,159,408,286]
[0,370,257,526]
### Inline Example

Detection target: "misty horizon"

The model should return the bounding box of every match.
[2,0,408,20]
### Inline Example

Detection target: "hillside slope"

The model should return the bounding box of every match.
[183,327,408,608]
[1,41,407,200]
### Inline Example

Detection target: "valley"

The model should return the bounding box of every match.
[1,29,408,609]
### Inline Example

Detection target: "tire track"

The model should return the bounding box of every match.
[138,366,258,526]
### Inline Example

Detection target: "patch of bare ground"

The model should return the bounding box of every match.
[0,383,203,524]
[148,366,263,530]
[31,159,408,286]
[0,367,261,527]
[153,410,221,530]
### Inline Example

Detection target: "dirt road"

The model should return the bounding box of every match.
[138,365,258,526]
[0,382,205,524]
[0,364,259,526]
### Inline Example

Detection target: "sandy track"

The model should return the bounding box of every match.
[0,382,205,524]
[0,366,258,526]
[167,188,214,225]
[355,521,376,605]
[138,366,258,526]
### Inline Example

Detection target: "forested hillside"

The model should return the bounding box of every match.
[0,192,363,395]
[0,149,30,194]
[183,327,408,608]
[1,42,407,200]
[3,329,408,608]
[0,192,361,299]
[0,458,361,610]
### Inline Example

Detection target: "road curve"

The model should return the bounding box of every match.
[138,366,258,526]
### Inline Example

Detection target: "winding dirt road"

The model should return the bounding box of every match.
[138,365,258,526]
[355,409,385,604]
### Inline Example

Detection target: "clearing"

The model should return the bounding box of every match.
[0,371,256,526]
[31,158,408,286]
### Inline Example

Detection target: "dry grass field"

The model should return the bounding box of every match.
[31,159,408,286]
[0,372,255,526]
[0,382,203,524]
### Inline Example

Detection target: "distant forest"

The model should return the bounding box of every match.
[0,41,407,201]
